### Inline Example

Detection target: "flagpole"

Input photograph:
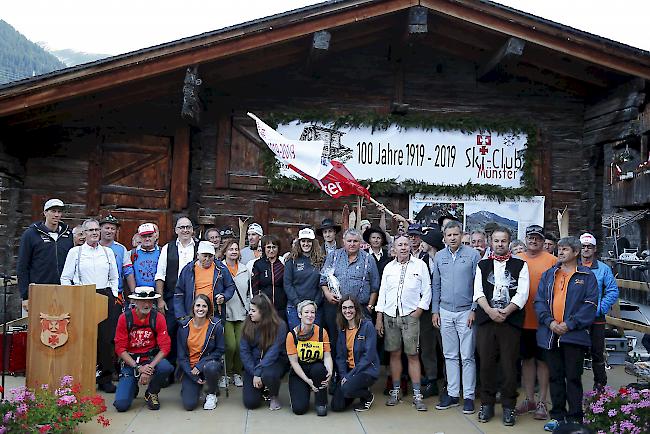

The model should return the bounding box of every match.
[368,196,396,217]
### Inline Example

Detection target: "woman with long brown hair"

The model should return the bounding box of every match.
[240,293,288,410]
[251,234,287,322]
[284,227,324,330]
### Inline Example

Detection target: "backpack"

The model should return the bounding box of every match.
[124,308,158,339]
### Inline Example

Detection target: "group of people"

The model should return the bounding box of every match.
[16,198,619,432]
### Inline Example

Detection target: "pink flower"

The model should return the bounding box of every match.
[0,426,6,434]
[57,395,77,406]
[55,387,71,397]
[3,412,14,423]
[38,424,51,433]
[60,375,74,387]
[608,409,617,417]
[16,403,27,415]
[40,384,49,390]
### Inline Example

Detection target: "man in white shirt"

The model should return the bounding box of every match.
[375,235,431,411]
[154,216,197,369]
[61,218,119,393]
[472,227,529,427]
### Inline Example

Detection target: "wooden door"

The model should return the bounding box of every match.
[91,134,174,245]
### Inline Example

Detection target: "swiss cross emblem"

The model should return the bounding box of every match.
[40,312,70,349]
[476,134,491,155]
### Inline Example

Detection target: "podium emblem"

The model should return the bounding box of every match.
[39,313,70,349]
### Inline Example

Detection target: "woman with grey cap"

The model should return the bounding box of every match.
[284,227,325,330]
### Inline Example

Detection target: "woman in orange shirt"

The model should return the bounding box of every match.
[286,300,333,416]
[177,294,225,411]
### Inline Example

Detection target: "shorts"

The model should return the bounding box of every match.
[383,313,420,355]
[520,329,543,360]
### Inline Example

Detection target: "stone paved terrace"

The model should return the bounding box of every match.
[2,365,642,434]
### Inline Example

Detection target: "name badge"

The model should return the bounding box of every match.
[296,340,325,363]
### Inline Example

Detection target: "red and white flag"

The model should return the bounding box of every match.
[292,160,371,200]
[248,112,325,178]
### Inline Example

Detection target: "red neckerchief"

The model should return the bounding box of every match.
[488,252,512,262]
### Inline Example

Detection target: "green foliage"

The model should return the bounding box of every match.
[261,112,537,200]
[0,20,66,85]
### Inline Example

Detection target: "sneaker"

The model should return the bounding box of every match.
[386,389,401,406]
[316,405,328,416]
[354,394,374,412]
[533,401,549,420]
[544,419,561,432]
[435,393,460,410]
[503,407,516,426]
[233,374,244,387]
[144,391,160,411]
[269,396,282,411]
[421,381,439,398]
[218,376,229,388]
[516,398,536,415]
[463,399,475,414]
[413,393,427,411]
[203,393,218,410]
[584,358,592,370]
[478,404,494,423]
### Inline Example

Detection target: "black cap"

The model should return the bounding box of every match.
[99,214,120,226]
[316,218,342,236]
[407,223,423,236]
[525,225,545,238]
[363,226,388,246]
[421,229,444,251]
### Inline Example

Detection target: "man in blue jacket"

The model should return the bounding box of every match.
[17,198,73,314]
[534,236,598,431]
[174,241,236,321]
[578,232,619,388]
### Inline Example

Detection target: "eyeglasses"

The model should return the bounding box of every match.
[581,245,595,250]
[176,225,193,231]
[84,228,100,232]
[341,306,355,311]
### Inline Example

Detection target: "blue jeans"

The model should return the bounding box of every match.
[286,305,322,331]
[113,358,174,412]
[180,360,222,411]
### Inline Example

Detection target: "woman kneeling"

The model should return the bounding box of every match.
[331,295,379,412]
[177,294,224,411]
[286,300,333,416]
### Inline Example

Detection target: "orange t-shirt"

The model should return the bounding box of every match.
[552,269,573,323]
[520,251,557,329]
[286,325,331,358]
[226,262,238,278]
[187,320,210,368]
[346,327,358,369]
[194,262,214,304]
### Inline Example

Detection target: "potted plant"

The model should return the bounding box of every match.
[583,385,650,434]
[0,376,110,433]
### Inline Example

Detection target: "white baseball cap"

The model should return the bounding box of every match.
[197,240,215,255]
[248,223,264,236]
[298,228,316,240]
[579,233,597,246]
[138,223,156,236]
[43,198,64,211]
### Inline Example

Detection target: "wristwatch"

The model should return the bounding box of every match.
[367,305,375,311]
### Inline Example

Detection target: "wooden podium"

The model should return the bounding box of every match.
[26,284,107,394]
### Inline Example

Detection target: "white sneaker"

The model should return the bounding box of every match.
[233,374,243,387]
[218,376,229,388]
[203,393,218,410]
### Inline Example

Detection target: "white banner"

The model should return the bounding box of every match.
[409,194,545,240]
[276,122,528,188]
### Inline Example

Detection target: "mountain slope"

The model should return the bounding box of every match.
[0,20,66,84]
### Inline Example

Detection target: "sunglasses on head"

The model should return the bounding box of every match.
[220,229,234,236]
[133,290,157,298]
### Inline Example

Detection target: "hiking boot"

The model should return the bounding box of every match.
[269,396,282,411]
[316,405,328,416]
[354,393,374,412]
[435,393,459,410]
[413,393,427,411]
[478,404,494,423]
[516,398,536,414]
[533,401,549,420]
[503,407,516,426]
[421,381,439,398]
[463,399,475,414]
[203,393,218,410]
[386,389,401,406]
[144,391,160,410]
[233,374,244,387]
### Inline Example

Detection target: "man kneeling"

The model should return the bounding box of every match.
[113,287,173,412]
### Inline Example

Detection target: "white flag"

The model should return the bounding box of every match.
[247,112,325,179]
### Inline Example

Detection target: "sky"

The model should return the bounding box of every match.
[1,0,648,55]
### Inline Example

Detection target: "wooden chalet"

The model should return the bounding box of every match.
[0,0,649,274]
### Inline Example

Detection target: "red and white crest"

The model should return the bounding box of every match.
[39,312,70,349]
[476,134,491,146]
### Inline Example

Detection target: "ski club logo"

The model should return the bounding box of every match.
[476,134,491,155]
[40,312,70,349]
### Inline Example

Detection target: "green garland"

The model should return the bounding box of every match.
[260,111,538,200]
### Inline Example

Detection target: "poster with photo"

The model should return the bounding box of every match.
[409,194,545,240]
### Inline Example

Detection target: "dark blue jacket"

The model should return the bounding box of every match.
[17,221,73,299]
[283,255,323,307]
[534,264,598,349]
[240,320,288,377]
[176,317,224,382]
[335,319,380,380]
[173,259,236,321]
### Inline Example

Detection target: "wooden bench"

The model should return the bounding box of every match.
[606,279,650,335]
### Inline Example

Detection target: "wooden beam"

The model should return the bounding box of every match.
[616,278,650,292]
[253,200,270,234]
[305,30,331,75]
[171,125,190,211]
[215,113,232,189]
[606,316,650,334]
[86,137,102,216]
[477,37,525,81]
